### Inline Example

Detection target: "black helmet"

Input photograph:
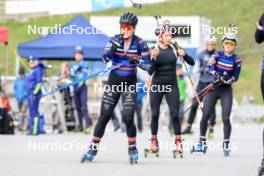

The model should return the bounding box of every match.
[119,12,138,27]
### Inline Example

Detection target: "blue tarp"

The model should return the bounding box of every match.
[17,16,110,61]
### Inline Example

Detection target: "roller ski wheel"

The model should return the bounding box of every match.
[128,146,139,165]
[223,148,231,157]
[129,156,138,165]
[190,143,207,154]
[80,145,97,163]
[173,138,183,159]
[80,154,86,163]
[80,153,93,163]
[145,137,159,158]
[144,148,159,158]
[172,149,183,159]
[80,153,94,163]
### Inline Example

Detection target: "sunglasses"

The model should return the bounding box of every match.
[223,41,235,46]
[120,23,134,30]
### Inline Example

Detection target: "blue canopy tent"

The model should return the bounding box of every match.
[17,16,110,61]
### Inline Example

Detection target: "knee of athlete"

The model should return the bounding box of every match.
[123,117,134,126]
[122,108,134,117]
[222,117,231,125]
[151,109,160,119]
[202,109,212,120]
[97,114,110,124]
[171,115,180,123]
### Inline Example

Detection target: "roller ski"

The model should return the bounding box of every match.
[144,136,159,158]
[223,147,231,157]
[172,136,183,158]
[258,159,264,176]
[128,145,139,165]
[207,125,215,140]
[223,140,231,157]
[181,125,193,135]
[191,141,207,154]
[80,144,98,163]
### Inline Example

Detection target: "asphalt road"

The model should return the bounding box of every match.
[0,124,263,176]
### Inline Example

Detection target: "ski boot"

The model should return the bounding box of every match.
[191,137,207,154]
[172,136,183,158]
[128,145,139,165]
[207,125,215,140]
[81,143,98,163]
[181,124,193,135]
[223,140,231,157]
[223,147,231,157]
[144,136,159,158]
[258,158,264,176]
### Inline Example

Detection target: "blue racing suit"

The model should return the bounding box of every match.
[69,60,91,130]
[27,64,44,135]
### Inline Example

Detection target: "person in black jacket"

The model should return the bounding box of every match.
[255,12,264,176]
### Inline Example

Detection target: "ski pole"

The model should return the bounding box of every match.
[183,79,222,114]
[42,61,125,97]
[181,56,204,112]
[170,42,204,113]
[183,86,211,114]
[129,0,143,8]
[185,83,214,104]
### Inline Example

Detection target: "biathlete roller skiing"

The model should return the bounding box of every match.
[255,12,264,176]
[81,12,151,164]
[191,30,241,157]
[144,19,195,159]
[182,35,217,138]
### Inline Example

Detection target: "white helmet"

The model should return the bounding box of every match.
[221,31,238,44]
[206,35,217,43]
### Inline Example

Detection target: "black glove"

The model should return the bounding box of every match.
[211,72,221,85]
[112,34,124,49]
[220,77,233,85]
[214,71,220,78]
